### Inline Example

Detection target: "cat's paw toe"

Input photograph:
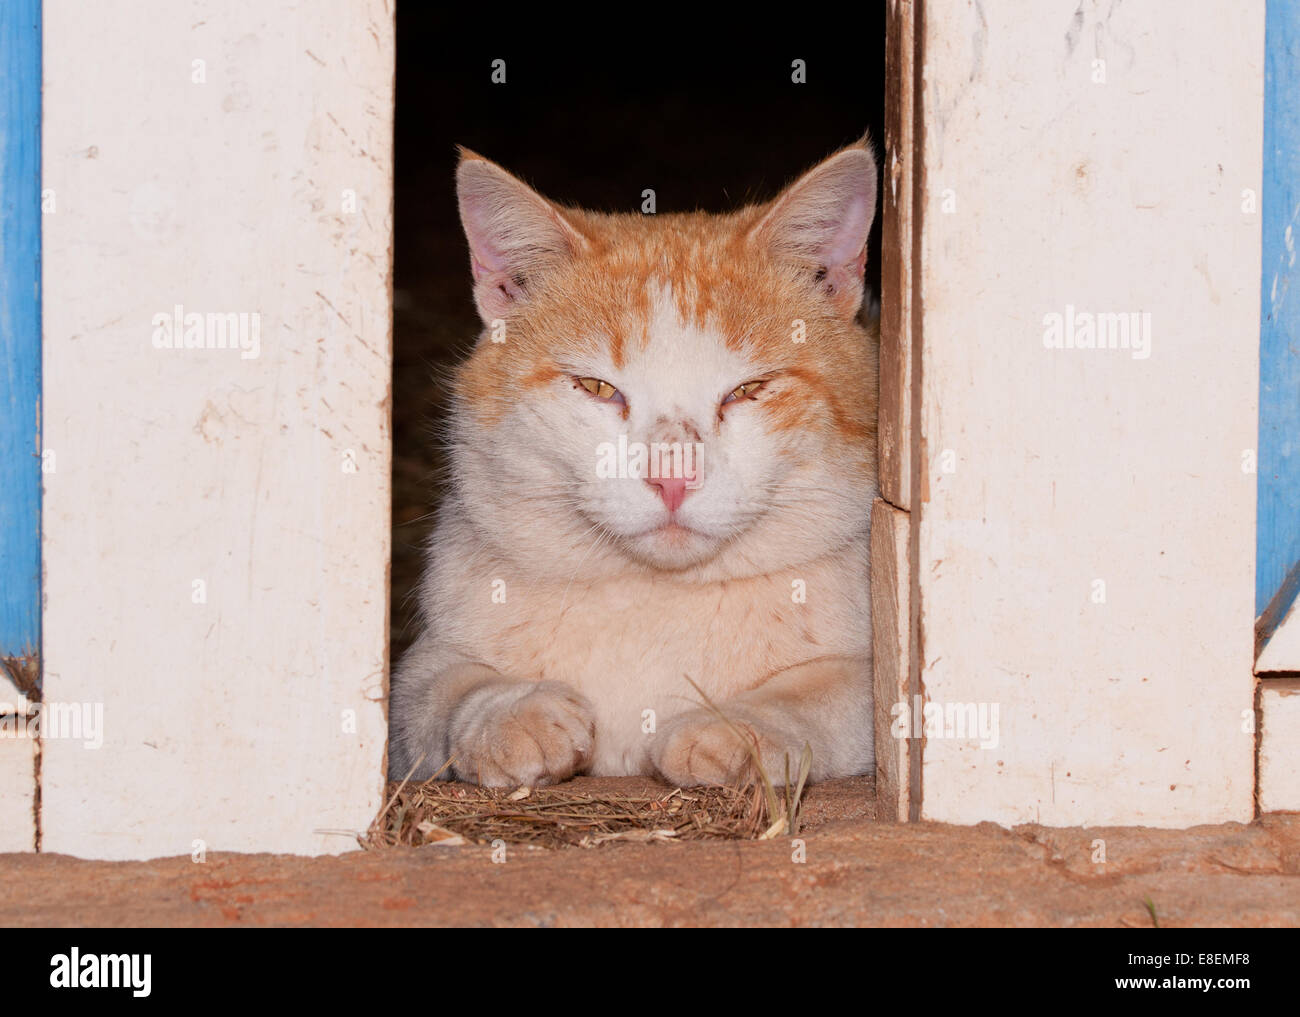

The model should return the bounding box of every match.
[652,710,794,787]
[451,681,595,787]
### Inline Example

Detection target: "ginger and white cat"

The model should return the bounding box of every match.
[389,141,879,787]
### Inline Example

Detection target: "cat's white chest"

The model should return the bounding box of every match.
[449,550,869,775]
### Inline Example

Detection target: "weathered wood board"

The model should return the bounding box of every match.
[40,0,394,858]
[910,0,1261,826]
[870,498,911,821]
[0,0,41,853]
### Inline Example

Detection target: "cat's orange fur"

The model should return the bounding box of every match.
[390,141,879,787]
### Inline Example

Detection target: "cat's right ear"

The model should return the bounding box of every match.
[748,141,878,319]
[455,149,587,323]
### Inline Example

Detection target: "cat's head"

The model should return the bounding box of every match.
[446,142,878,581]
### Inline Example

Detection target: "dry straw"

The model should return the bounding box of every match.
[367,681,812,850]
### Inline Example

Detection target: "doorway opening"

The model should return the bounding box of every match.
[385,10,890,843]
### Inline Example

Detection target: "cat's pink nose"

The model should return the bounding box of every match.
[646,476,691,513]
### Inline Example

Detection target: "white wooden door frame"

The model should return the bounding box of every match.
[878,0,1263,828]
[34,0,395,859]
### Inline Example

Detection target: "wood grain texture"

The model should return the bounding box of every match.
[914,0,1261,827]
[879,0,914,510]
[0,0,41,855]
[40,0,394,858]
[870,497,910,821]
[0,0,41,659]
[1257,3,1300,662]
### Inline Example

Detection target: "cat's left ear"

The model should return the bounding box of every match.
[749,141,878,318]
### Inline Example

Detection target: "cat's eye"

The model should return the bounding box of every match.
[722,380,765,406]
[575,376,624,404]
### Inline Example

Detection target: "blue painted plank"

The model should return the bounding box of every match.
[1259,2,1300,617]
[0,0,41,659]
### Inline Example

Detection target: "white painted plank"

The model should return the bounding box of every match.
[0,735,36,853]
[1256,598,1300,674]
[915,0,1261,826]
[1259,680,1300,812]
[0,695,35,853]
[41,0,394,858]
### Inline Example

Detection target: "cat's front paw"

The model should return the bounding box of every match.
[652,709,800,788]
[448,680,595,787]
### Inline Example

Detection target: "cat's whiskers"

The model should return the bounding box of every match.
[556,522,615,619]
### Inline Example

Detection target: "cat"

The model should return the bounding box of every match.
[389,140,879,788]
